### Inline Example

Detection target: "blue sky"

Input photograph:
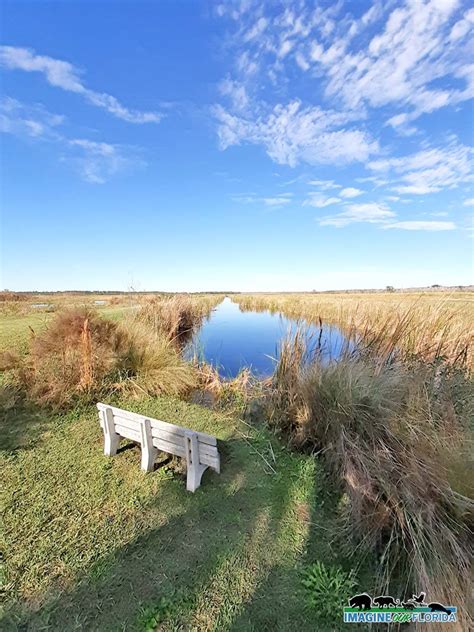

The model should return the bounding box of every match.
[1,0,473,291]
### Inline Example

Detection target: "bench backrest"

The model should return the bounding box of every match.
[96,402,219,470]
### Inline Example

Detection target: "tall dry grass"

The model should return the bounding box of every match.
[135,294,222,344]
[267,332,473,630]
[234,292,474,371]
[15,307,196,407]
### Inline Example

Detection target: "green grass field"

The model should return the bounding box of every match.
[1,393,367,631]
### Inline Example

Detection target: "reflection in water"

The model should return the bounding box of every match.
[185,297,349,378]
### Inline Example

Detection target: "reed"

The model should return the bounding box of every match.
[135,294,222,345]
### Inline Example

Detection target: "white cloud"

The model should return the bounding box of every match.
[340,187,363,198]
[262,196,292,206]
[0,46,162,123]
[323,0,473,119]
[369,141,473,194]
[307,179,341,189]
[449,7,474,41]
[463,198,474,206]
[0,96,142,183]
[305,196,340,208]
[383,221,456,231]
[214,100,378,167]
[243,17,268,42]
[236,51,258,76]
[319,202,395,227]
[295,52,310,71]
[216,1,473,128]
[218,78,249,111]
[232,192,293,207]
[67,139,137,184]
[386,112,418,136]
[0,97,64,139]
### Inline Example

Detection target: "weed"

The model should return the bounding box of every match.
[302,561,356,620]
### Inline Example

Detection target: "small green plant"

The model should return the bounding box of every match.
[302,561,356,621]
[138,597,175,631]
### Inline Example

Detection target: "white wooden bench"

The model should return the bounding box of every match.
[97,403,220,492]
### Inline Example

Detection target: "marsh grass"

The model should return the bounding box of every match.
[135,294,221,345]
[113,319,196,398]
[235,292,474,370]
[267,331,473,630]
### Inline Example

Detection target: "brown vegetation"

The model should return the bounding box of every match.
[14,307,196,407]
[135,294,221,344]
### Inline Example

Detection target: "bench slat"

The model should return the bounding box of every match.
[97,403,217,446]
[115,424,141,442]
[114,414,141,433]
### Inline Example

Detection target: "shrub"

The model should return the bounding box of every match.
[24,307,123,406]
[20,307,195,407]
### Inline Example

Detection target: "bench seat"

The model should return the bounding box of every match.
[97,403,220,492]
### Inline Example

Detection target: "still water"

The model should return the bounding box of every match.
[186,297,348,378]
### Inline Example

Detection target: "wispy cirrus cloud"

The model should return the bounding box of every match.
[307,179,341,190]
[214,100,378,167]
[369,140,473,194]
[66,139,142,184]
[0,97,143,183]
[319,202,395,227]
[323,2,474,120]
[0,96,64,138]
[383,221,456,231]
[214,0,473,124]
[233,192,293,207]
[305,195,340,208]
[340,187,363,198]
[0,45,163,124]
[317,202,458,231]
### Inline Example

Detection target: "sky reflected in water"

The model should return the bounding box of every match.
[186,297,349,378]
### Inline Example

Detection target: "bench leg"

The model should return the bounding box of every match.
[103,408,120,456]
[140,418,158,472]
[185,431,208,492]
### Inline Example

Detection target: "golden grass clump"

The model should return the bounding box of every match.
[268,334,473,630]
[113,319,196,397]
[19,307,195,407]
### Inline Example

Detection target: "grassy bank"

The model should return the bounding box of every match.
[263,327,473,630]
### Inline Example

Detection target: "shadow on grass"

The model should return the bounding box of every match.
[228,465,377,632]
[3,433,321,632]
[0,395,53,453]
